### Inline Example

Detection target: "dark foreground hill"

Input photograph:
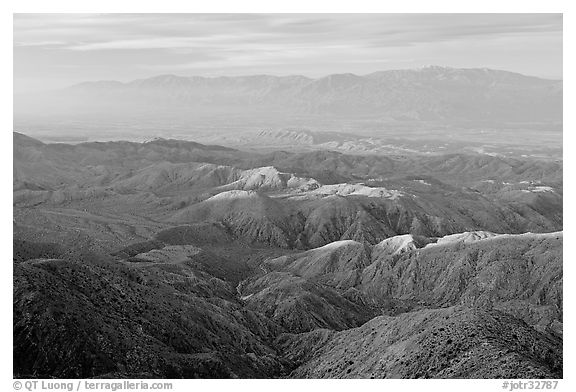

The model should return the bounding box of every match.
[13,229,562,378]
[279,306,562,379]
[14,248,287,378]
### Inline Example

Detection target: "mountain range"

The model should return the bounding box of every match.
[15,66,562,125]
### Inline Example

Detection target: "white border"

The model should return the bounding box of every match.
[3,2,573,391]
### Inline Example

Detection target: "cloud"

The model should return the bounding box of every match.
[64,33,272,51]
[14,40,68,47]
[14,13,562,52]
[13,13,563,90]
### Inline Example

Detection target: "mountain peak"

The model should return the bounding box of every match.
[207,190,261,201]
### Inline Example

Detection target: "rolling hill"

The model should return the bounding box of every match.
[13,132,563,378]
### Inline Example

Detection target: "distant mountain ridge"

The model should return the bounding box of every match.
[71,66,561,91]
[16,66,562,123]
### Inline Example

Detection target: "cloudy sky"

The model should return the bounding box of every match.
[14,13,562,93]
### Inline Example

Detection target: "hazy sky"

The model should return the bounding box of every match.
[14,13,562,93]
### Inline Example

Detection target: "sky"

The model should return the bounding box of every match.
[13,13,563,93]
